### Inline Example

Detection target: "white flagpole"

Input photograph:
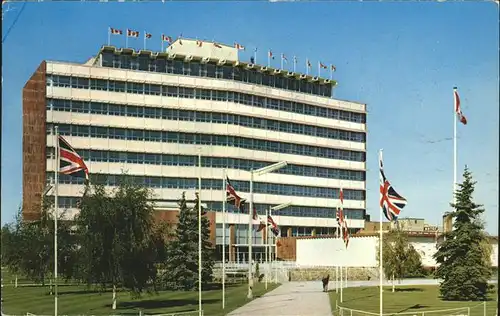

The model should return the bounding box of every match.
[265,207,269,290]
[453,88,457,207]
[143,32,146,50]
[379,149,384,316]
[198,153,202,316]
[330,66,333,80]
[293,56,297,73]
[161,37,164,52]
[340,192,343,303]
[254,48,257,65]
[222,170,226,310]
[126,32,128,49]
[280,55,283,70]
[306,59,309,76]
[336,222,339,294]
[54,126,59,316]
[318,62,321,78]
[268,51,271,68]
[107,27,111,46]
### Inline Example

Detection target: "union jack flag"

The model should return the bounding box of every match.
[379,150,407,222]
[226,176,245,211]
[267,215,280,237]
[58,136,89,181]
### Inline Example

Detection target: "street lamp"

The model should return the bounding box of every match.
[248,161,287,299]
[265,202,292,290]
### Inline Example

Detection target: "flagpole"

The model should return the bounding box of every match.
[265,207,269,290]
[330,67,333,80]
[453,88,457,207]
[340,190,343,303]
[336,220,339,294]
[267,51,270,68]
[254,48,257,65]
[198,152,202,316]
[161,38,164,52]
[280,55,283,70]
[293,57,296,73]
[221,169,226,309]
[379,149,384,316]
[54,126,59,316]
[143,32,146,50]
[107,27,111,46]
[247,171,254,299]
[126,33,128,49]
[318,62,320,78]
[306,59,309,76]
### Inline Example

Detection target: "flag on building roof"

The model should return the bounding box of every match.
[281,54,288,62]
[195,40,203,47]
[268,50,274,59]
[145,32,152,39]
[109,27,122,35]
[234,42,245,50]
[161,34,172,43]
[127,29,139,38]
[214,42,222,48]
[59,136,89,181]
[307,59,311,68]
[178,34,183,45]
[319,62,327,69]
[331,65,336,72]
[454,87,467,125]
[379,151,407,222]
[226,176,245,210]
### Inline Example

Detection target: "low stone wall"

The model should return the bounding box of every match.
[290,267,378,281]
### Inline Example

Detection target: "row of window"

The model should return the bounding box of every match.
[47,123,366,162]
[47,75,366,124]
[101,51,332,97]
[48,98,365,143]
[57,196,366,219]
[48,172,366,200]
[46,147,365,181]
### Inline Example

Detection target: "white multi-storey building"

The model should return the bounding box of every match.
[23,39,367,262]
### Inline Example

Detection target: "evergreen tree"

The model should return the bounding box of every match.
[164,192,214,291]
[193,192,215,288]
[433,167,491,301]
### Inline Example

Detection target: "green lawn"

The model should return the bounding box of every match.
[2,282,279,316]
[329,285,498,316]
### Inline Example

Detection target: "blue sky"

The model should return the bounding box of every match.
[2,2,498,233]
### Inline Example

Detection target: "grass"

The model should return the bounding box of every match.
[329,285,498,316]
[2,281,279,316]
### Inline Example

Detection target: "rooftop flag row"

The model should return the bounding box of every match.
[108,27,337,80]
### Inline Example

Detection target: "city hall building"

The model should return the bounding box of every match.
[23,39,367,262]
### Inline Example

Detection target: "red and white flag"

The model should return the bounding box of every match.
[109,27,122,35]
[127,29,139,38]
[268,50,274,59]
[161,34,172,43]
[319,62,327,69]
[234,42,245,50]
[144,32,152,39]
[281,54,288,62]
[454,87,467,125]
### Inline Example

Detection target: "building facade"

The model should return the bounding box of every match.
[22,39,367,262]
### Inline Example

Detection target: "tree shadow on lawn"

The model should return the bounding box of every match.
[116,298,219,310]
[394,288,424,292]
[397,304,430,313]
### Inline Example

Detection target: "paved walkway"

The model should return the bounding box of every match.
[227,282,332,316]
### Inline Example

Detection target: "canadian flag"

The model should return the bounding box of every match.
[145,32,152,39]
[281,54,288,62]
[127,29,139,38]
[454,87,467,125]
[234,42,245,50]
[161,34,172,43]
[319,62,327,69]
[268,50,274,59]
[109,27,122,35]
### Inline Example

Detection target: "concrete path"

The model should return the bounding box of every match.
[227,282,333,316]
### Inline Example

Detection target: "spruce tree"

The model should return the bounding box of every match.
[164,192,215,290]
[433,167,491,301]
